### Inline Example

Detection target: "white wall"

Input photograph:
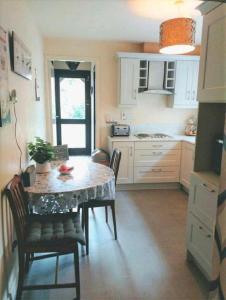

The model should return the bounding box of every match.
[0,1,46,299]
[44,38,197,149]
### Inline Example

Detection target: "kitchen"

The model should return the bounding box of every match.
[108,52,198,189]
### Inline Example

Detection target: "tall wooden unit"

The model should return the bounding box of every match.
[186,2,226,282]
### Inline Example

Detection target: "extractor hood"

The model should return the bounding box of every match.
[143,61,173,95]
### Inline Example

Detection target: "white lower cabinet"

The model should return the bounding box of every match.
[108,141,134,184]
[186,172,219,280]
[187,213,213,277]
[134,141,181,183]
[180,142,195,189]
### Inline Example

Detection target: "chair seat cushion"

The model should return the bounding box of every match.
[26,213,85,247]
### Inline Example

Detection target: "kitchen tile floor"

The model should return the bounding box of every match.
[22,189,208,300]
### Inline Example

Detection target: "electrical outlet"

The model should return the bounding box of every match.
[121,112,126,121]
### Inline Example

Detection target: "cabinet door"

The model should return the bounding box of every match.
[112,142,134,184]
[180,142,195,189]
[119,58,139,106]
[190,61,199,106]
[187,213,213,279]
[171,61,198,108]
[188,174,218,229]
[173,61,190,107]
[198,4,226,103]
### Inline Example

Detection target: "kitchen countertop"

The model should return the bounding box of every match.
[108,135,196,144]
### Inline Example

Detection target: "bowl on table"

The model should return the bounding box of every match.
[58,164,74,175]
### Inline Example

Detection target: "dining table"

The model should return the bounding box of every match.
[25,158,115,214]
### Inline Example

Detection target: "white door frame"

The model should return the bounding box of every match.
[44,54,100,149]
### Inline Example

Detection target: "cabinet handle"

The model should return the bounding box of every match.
[206,234,211,238]
[152,168,162,172]
[152,151,162,155]
[133,89,137,100]
[199,226,203,230]
[152,145,163,148]
[130,147,133,156]
[192,90,195,100]
[202,183,216,193]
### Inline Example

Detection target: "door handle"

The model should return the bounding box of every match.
[56,115,60,119]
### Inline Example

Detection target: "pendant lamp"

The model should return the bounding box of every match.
[159,4,196,55]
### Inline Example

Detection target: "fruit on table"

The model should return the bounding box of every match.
[59,164,73,173]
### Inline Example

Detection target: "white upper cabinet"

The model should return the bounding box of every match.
[117,53,199,108]
[198,4,226,103]
[168,60,199,108]
[118,58,139,106]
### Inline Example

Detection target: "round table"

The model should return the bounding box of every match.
[25,159,115,214]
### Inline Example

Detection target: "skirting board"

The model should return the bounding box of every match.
[116,182,181,191]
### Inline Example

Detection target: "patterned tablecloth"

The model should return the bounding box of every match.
[25,160,115,214]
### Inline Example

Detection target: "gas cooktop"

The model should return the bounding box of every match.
[134,133,173,139]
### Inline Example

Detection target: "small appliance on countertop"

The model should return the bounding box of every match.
[185,117,197,136]
[111,124,130,137]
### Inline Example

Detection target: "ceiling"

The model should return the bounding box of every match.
[26,0,203,44]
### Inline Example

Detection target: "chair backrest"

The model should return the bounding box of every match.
[109,149,121,185]
[4,175,29,244]
[52,145,69,161]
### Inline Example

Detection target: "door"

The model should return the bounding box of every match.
[112,142,134,184]
[191,61,199,104]
[180,142,195,189]
[55,69,91,155]
[198,4,226,103]
[119,58,139,106]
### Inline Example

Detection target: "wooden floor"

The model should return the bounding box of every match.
[22,189,208,300]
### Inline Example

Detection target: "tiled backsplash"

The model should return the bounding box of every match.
[130,123,186,135]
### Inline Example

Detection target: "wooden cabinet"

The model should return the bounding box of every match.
[108,141,134,184]
[186,172,219,279]
[168,60,199,108]
[187,213,214,277]
[118,58,139,106]
[198,4,226,103]
[180,142,195,189]
[188,173,218,229]
[134,141,181,183]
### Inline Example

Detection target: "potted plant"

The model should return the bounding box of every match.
[28,137,55,173]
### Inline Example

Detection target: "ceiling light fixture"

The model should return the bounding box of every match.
[159,1,196,55]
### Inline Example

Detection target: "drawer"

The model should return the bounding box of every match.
[134,166,180,183]
[187,213,213,278]
[134,149,181,166]
[189,174,218,230]
[135,141,181,150]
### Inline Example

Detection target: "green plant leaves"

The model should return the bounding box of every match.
[28,137,55,164]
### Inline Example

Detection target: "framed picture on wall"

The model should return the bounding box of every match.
[0,25,11,127]
[9,31,32,80]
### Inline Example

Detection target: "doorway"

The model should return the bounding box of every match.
[51,61,95,156]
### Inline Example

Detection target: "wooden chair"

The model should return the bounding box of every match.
[79,149,121,255]
[4,175,85,300]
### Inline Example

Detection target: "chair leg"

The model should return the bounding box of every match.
[81,208,84,229]
[25,253,30,273]
[84,207,89,255]
[111,203,117,240]
[74,244,80,300]
[16,252,25,300]
[105,206,108,223]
